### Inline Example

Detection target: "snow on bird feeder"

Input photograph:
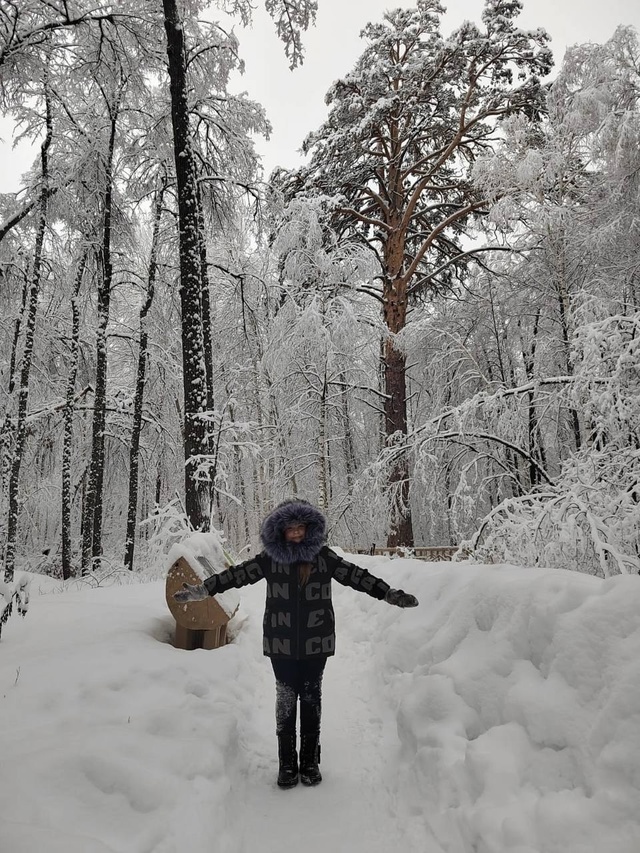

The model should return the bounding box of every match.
[165,532,240,650]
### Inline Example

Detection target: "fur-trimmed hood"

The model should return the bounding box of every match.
[260,499,326,564]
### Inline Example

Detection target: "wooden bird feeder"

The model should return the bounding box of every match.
[166,554,239,651]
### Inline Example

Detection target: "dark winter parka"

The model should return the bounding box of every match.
[202,500,391,659]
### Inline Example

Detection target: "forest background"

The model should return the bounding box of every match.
[1,0,640,585]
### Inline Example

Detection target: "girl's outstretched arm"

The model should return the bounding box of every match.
[174,554,267,602]
[325,548,418,607]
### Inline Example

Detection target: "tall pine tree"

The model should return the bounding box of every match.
[279,0,552,545]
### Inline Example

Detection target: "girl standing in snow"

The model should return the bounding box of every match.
[174,499,418,789]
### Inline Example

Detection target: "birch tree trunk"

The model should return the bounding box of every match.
[6,273,28,401]
[0,267,29,543]
[4,84,53,583]
[61,250,88,580]
[197,184,215,416]
[554,253,582,451]
[163,0,212,531]
[317,366,329,512]
[340,372,356,492]
[81,94,120,574]
[124,182,165,571]
[521,309,548,489]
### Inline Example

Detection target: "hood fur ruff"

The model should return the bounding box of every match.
[260,500,327,564]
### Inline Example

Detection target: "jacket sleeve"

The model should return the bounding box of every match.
[326,548,390,601]
[203,553,266,596]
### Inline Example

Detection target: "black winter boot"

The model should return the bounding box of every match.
[299,734,322,786]
[277,735,299,789]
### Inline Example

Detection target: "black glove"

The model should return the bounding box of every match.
[385,588,418,608]
[174,582,208,603]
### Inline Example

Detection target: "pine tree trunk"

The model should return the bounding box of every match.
[4,86,53,583]
[61,250,88,580]
[383,272,414,547]
[81,103,119,574]
[124,183,165,570]
[163,0,212,531]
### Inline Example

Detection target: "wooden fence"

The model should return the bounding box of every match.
[355,545,463,561]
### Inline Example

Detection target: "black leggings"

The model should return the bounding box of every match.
[271,658,327,737]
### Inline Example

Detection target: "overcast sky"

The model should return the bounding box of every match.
[235,0,640,176]
[1,0,639,193]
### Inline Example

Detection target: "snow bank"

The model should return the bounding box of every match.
[0,576,251,853]
[361,559,640,853]
[1,557,639,853]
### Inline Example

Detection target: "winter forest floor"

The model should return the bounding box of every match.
[1,555,640,853]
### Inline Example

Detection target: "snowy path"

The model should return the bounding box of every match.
[227,581,437,853]
[0,574,439,853]
[3,559,640,853]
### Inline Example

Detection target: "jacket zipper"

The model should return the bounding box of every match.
[296,564,300,657]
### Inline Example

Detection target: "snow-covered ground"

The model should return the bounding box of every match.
[1,556,639,853]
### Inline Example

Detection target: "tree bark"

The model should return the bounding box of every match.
[521,309,547,489]
[163,0,212,531]
[383,271,414,547]
[318,366,329,512]
[124,182,165,571]
[382,146,414,546]
[4,84,53,582]
[197,183,215,416]
[340,372,356,492]
[555,260,582,451]
[0,266,29,540]
[81,96,119,574]
[61,250,88,580]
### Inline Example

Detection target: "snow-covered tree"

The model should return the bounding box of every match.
[0,0,307,574]
[279,0,552,545]
[422,26,640,574]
